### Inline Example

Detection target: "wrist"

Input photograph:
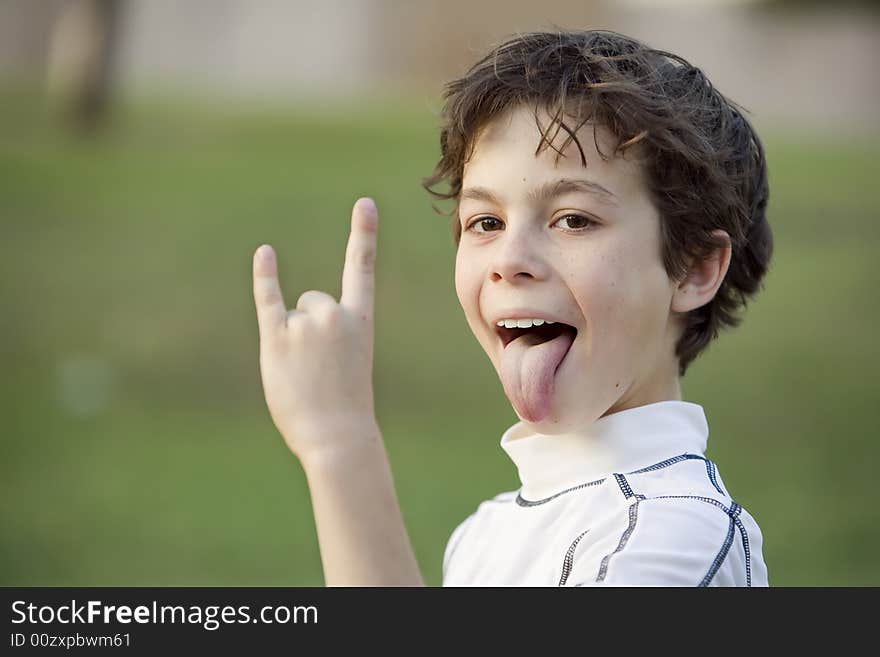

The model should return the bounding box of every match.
[296,417,384,473]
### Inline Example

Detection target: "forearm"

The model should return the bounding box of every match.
[300,422,425,587]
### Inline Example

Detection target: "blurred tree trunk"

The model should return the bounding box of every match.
[46,0,122,132]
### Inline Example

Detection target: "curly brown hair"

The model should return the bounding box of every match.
[422,29,772,376]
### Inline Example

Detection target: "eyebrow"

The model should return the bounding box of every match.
[460,178,619,207]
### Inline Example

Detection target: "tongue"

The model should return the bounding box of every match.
[500,329,575,424]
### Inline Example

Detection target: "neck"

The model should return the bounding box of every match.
[606,311,687,417]
[605,370,682,418]
[604,325,683,418]
[500,400,710,501]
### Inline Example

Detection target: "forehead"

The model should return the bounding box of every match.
[462,103,648,200]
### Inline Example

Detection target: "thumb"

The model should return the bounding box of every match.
[340,197,378,320]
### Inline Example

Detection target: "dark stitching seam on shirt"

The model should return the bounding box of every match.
[628,454,726,497]
[627,453,702,474]
[558,529,591,586]
[700,514,736,586]
[648,495,750,587]
[515,453,723,507]
[596,500,639,582]
[614,473,635,499]
[570,494,751,587]
[515,478,605,507]
[705,460,725,496]
[651,494,730,512]
[733,516,752,587]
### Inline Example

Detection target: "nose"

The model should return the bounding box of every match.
[488,224,548,283]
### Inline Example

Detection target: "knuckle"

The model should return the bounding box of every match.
[286,311,307,334]
[259,332,287,357]
[312,308,349,342]
[287,305,343,335]
[259,288,282,306]
[348,247,375,273]
[317,303,345,326]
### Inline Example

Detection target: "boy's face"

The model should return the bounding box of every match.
[455,103,683,433]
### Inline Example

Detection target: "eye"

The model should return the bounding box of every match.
[465,216,504,233]
[553,214,598,231]
[464,213,599,234]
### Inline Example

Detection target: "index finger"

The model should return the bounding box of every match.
[340,197,378,319]
[253,244,288,340]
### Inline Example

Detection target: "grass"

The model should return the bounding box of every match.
[1,88,878,585]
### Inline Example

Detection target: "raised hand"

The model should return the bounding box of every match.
[253,197,380,464]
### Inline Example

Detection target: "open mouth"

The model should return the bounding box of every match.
[496,322,578,348]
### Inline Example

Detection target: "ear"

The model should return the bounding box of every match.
[671,229,732,314]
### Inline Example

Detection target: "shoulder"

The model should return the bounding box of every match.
[622,452,731,500]
[564,459,767,586]
[442,490,518,578]
[445,489,518,542]
[561,495,744,586]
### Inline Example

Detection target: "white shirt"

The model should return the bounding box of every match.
[441,400,769,586]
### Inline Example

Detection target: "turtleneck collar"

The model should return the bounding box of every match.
[500,400,709,501]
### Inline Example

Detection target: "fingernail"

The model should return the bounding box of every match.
[257,244,273,262]
[357,197,377,214]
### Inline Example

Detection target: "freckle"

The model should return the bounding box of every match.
[615,382,620,388]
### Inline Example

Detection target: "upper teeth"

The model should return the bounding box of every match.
[497,318,555,328]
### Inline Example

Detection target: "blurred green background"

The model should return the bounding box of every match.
[1,86,878,586]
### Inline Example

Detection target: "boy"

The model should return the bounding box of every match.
[252,29,771,586]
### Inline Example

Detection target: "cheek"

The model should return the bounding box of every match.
[577,253,670,347]
[618,276,672,357]
[454,252,494,346]
[572,249,628,311]
[454,248,477,312]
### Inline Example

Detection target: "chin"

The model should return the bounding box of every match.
[513,402,588,434]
